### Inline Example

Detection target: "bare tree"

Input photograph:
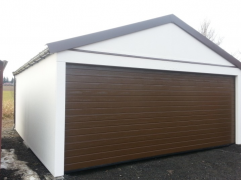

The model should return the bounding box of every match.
[199,19,223,46]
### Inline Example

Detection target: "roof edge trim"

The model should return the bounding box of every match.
[13,48,51,76]
[47,14,173,53]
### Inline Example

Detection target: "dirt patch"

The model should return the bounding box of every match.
[2,119,14,129]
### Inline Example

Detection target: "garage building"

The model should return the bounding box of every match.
[13,14,241,178]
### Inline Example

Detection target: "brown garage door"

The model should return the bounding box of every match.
[65,63,235,172]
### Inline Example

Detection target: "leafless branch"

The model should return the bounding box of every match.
[199,19,223,46]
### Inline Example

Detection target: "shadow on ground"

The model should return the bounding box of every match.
[1,129,241,180]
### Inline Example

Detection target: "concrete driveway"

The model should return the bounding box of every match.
[1,129,241,180]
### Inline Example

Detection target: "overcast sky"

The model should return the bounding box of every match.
[1,0,241,79]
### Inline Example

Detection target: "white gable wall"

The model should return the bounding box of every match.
[77,23,233,66]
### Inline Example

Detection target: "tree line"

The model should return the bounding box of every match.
[3,77,14,83]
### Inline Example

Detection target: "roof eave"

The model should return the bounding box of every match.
[47,14,174,53]
[13,48,51,76]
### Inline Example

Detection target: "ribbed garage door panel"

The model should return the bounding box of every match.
[65,64,235,172]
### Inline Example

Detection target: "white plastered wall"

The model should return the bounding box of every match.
[58,50,241,145]
[78,23,233,66]
[15,54,65,177]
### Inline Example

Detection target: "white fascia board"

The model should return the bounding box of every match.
[58,50,240,76]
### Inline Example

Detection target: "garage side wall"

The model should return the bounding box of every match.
[15,54,64,177]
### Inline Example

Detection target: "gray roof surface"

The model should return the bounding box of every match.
[14,14,241,75]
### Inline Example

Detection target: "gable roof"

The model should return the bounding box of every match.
[13,14,241,75]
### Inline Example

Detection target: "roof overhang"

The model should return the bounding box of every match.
[13,14,241,75]
[13,48,50,76]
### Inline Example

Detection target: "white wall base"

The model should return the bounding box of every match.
[55,176,64,180]
[44,174,64,180]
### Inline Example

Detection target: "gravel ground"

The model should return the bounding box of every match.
[1,128,50,180]
[1,128,241,180]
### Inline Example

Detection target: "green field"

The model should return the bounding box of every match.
[3,91,14,101]
[3,90,14,121]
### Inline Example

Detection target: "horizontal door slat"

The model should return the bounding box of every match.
[66,112,232,123]
[66,108,231,116]
[66,117,230,130]
[65,126,231,144]
[66,101,231,109]
[66,89,233,97]
[65,122,231,136]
